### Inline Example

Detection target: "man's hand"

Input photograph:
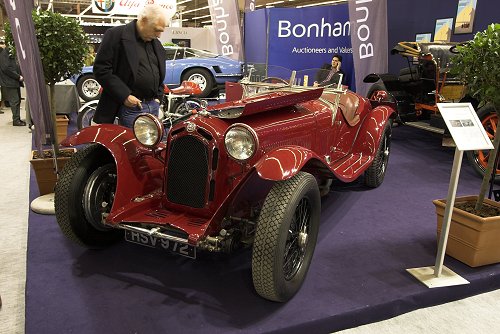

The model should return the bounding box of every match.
[124,95,142,109]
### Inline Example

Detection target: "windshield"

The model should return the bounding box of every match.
[241,63,346,98]
[185,48,218,58]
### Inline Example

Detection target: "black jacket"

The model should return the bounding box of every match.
[315,63,346,87]
[93,20,166,123]
[0,48,23,88]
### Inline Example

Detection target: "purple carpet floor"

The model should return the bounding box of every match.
[26,122,500,333]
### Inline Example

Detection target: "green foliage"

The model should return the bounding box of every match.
[163,42,178,46]
[4,10,90,85]
[451,23,500,110]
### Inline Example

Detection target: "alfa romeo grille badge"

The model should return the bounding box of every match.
[186,122,196,132]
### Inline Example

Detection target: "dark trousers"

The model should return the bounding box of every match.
[1,86,21,122]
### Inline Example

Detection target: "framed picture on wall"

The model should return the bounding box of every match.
[455,0,477,34]
[434,18,454,42]
[172,39,191,48]
[416,33,432,43]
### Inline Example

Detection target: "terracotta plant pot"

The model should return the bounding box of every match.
[433,195,500,267]
[56,114,70,144]
[30,148,76,196]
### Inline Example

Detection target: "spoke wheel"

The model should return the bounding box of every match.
[466,104,500,181]
[364,121,392,188]
[83,164,117,232]
[77,74,101,102]
[252,172,320,302]
[54,144,121,248]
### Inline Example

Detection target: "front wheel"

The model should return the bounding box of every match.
[54,145,122,248]
[465,104,500,182]
[77,100,98,129]
[252,172,321,302]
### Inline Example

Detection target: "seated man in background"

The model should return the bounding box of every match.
[313,54,346,87]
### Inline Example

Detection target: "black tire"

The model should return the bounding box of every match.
[174,98,202,115]
[77,100,98,129]
[465,104,500,182]
[77,74,101,102]
[54,144,122,248]
[182,68,214,98]
[252,172,321,302]
[365,121,392,187]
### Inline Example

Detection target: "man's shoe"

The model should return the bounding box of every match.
[13,120,26,126]
[0,110,4,114]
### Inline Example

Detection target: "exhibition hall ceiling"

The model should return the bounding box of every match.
[40,0,346,27]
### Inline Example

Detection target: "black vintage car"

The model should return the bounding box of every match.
[364,41,498,180]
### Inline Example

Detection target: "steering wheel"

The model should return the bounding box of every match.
[260,77,289,84]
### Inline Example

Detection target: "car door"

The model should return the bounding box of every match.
[164,48,180,85]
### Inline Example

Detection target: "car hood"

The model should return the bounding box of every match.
[207,88,323,119]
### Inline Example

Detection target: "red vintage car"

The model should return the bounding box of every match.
[54,66,395,302]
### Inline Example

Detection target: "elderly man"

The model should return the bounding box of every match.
[93,4,170,128]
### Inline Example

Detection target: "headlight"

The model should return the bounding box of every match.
[133,114,163,147]
[224,125,257,161]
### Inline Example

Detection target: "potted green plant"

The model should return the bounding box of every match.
[5,10,89,196]
[433,23,500,267]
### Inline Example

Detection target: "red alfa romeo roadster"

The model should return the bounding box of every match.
[54,66,395,302]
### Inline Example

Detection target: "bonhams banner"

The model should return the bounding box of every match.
[208,0,243,61]
[4,0,53,150]
[348,0,388,97]
[92,0,176,17]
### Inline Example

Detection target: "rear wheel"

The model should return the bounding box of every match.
[54,144,121,248]
[252,172,320,302]
[466,104,500,181]
[182,69,214,98]
[365,121,392,187]
[77,74,101,102]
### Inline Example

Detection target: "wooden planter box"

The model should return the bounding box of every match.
[56,115,70,144]
[30,148,75,195]
[433,195,500,267]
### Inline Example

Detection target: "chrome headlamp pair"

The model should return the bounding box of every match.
[134,114,258,161]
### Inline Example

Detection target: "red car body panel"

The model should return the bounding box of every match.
[62,85,394,244]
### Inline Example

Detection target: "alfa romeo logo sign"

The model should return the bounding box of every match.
[93,0,115,13]
[92,0,176,17]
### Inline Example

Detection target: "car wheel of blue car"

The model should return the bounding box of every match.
[54,144,121,248]
[77,74,102,102]
[364,121,392,188]
[182,68,214,98]
[252,171,321,302]
[77,100,98,129]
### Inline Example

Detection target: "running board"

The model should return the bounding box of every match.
[405,121,445,134]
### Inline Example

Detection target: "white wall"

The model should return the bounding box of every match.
[160,27,217,53]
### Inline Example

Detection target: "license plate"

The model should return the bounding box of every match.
[124,230,196,259]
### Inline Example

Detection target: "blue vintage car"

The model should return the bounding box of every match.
[72,46,244,101]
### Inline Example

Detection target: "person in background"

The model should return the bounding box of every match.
[0,46,25,126]
[93,4,169,128]
[313,54,346,87]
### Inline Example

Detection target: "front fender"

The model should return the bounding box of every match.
[61,124,164,211]
[354,105,395,157]
[255,146,317,181]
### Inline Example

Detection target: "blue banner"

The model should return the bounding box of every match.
[267,6,354,90]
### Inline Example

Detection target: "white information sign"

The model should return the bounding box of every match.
[437,103,494,151]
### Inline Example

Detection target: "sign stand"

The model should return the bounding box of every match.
[407,103,494,288]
